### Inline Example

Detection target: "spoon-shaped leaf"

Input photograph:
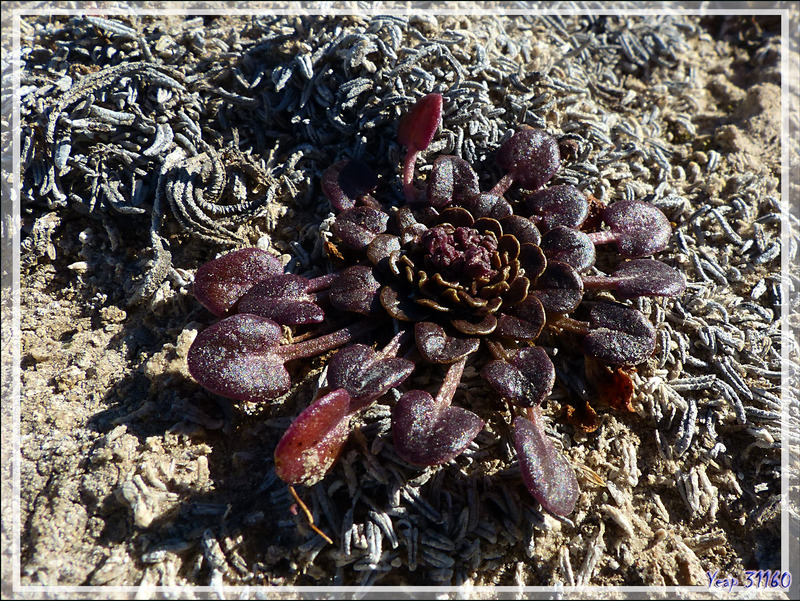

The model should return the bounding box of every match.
[482,346,556,407]
[599,199,671,258]
[274,389,352,486]
[187,314,290,402]
[514,411,579,516]
[427,155,480,208]
[332,207,389,251]
[398,93,443,152]
[193,248,283,317]
[392,389,484,465]
[497,296,546,340]
[499,215,542,246]
[328,344,415,412]
[379,284,432,321]
[525,185,589,231]
[530,261,584,313]
[496,129,560,190]
[367,234,402,271]
[458,192,513,219]
[582,302,656,365]
[540,226,596,272]
[329,266,383,315]
[609,259,687,298]
[237,274,324,325]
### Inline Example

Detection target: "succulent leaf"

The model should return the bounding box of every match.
[274,389,352,486]
[392,389,484,466]
[482,346,555,407]
[499,215,542,246]
[525,185,589,231]
[187,314,290,402]
[496,129,560,190]
[601,199,672,258]
[238,274,324,325]
[582,301,657,365]
[414,321,480,364]
[332,207,389,251]
[531,261,584,313]
[499,296,546,340]
[427,155,480,208]
[321,159,378,211]
[329,266,382,315]
[540,226,596,272]
[397,93,443,152]
[514,412,580,516]
[611,259,687,298]
[193,248,283,316]
[327,344,415,411]
[366,234,402,270]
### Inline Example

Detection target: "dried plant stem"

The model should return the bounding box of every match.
[289,486,333,545]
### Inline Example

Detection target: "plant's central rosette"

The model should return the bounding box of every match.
[423,225,498,282]
[186,93,687,521]
[396,218,543,333]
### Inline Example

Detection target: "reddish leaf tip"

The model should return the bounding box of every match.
[398,93,443,152]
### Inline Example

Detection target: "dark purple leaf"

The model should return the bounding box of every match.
[193,248,283,317]
[332,207,389,251]
[498,296,546,340]
[499,215,542,246]
[503,276,532,307]
[427,155,480,208]
[531,261,584,313]
[395,206,428,244]
[482,346,555,407]
[433,207,475,228]
[274,389,352,486]
[329,266,382,315]
[327,344,415,412]
[582,302,656,365]
[519,243,547,281]
[415,321,480,363]
[611,259,687,298]
[392,389,484,465]
[514,412,579,516]
[525,185,589,231]
[496,129,560,190]
[458,192,513,219]
[496,314,539,340]
[321,159,378,211]
[237,274,324,325]
[398,93,443,152]
[601,200,672,258]
[187,314,290,402]
[540,226,596,272]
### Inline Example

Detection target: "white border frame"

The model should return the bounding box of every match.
[2,2,798,599]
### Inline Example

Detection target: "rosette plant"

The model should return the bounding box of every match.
[186,93,685,520]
